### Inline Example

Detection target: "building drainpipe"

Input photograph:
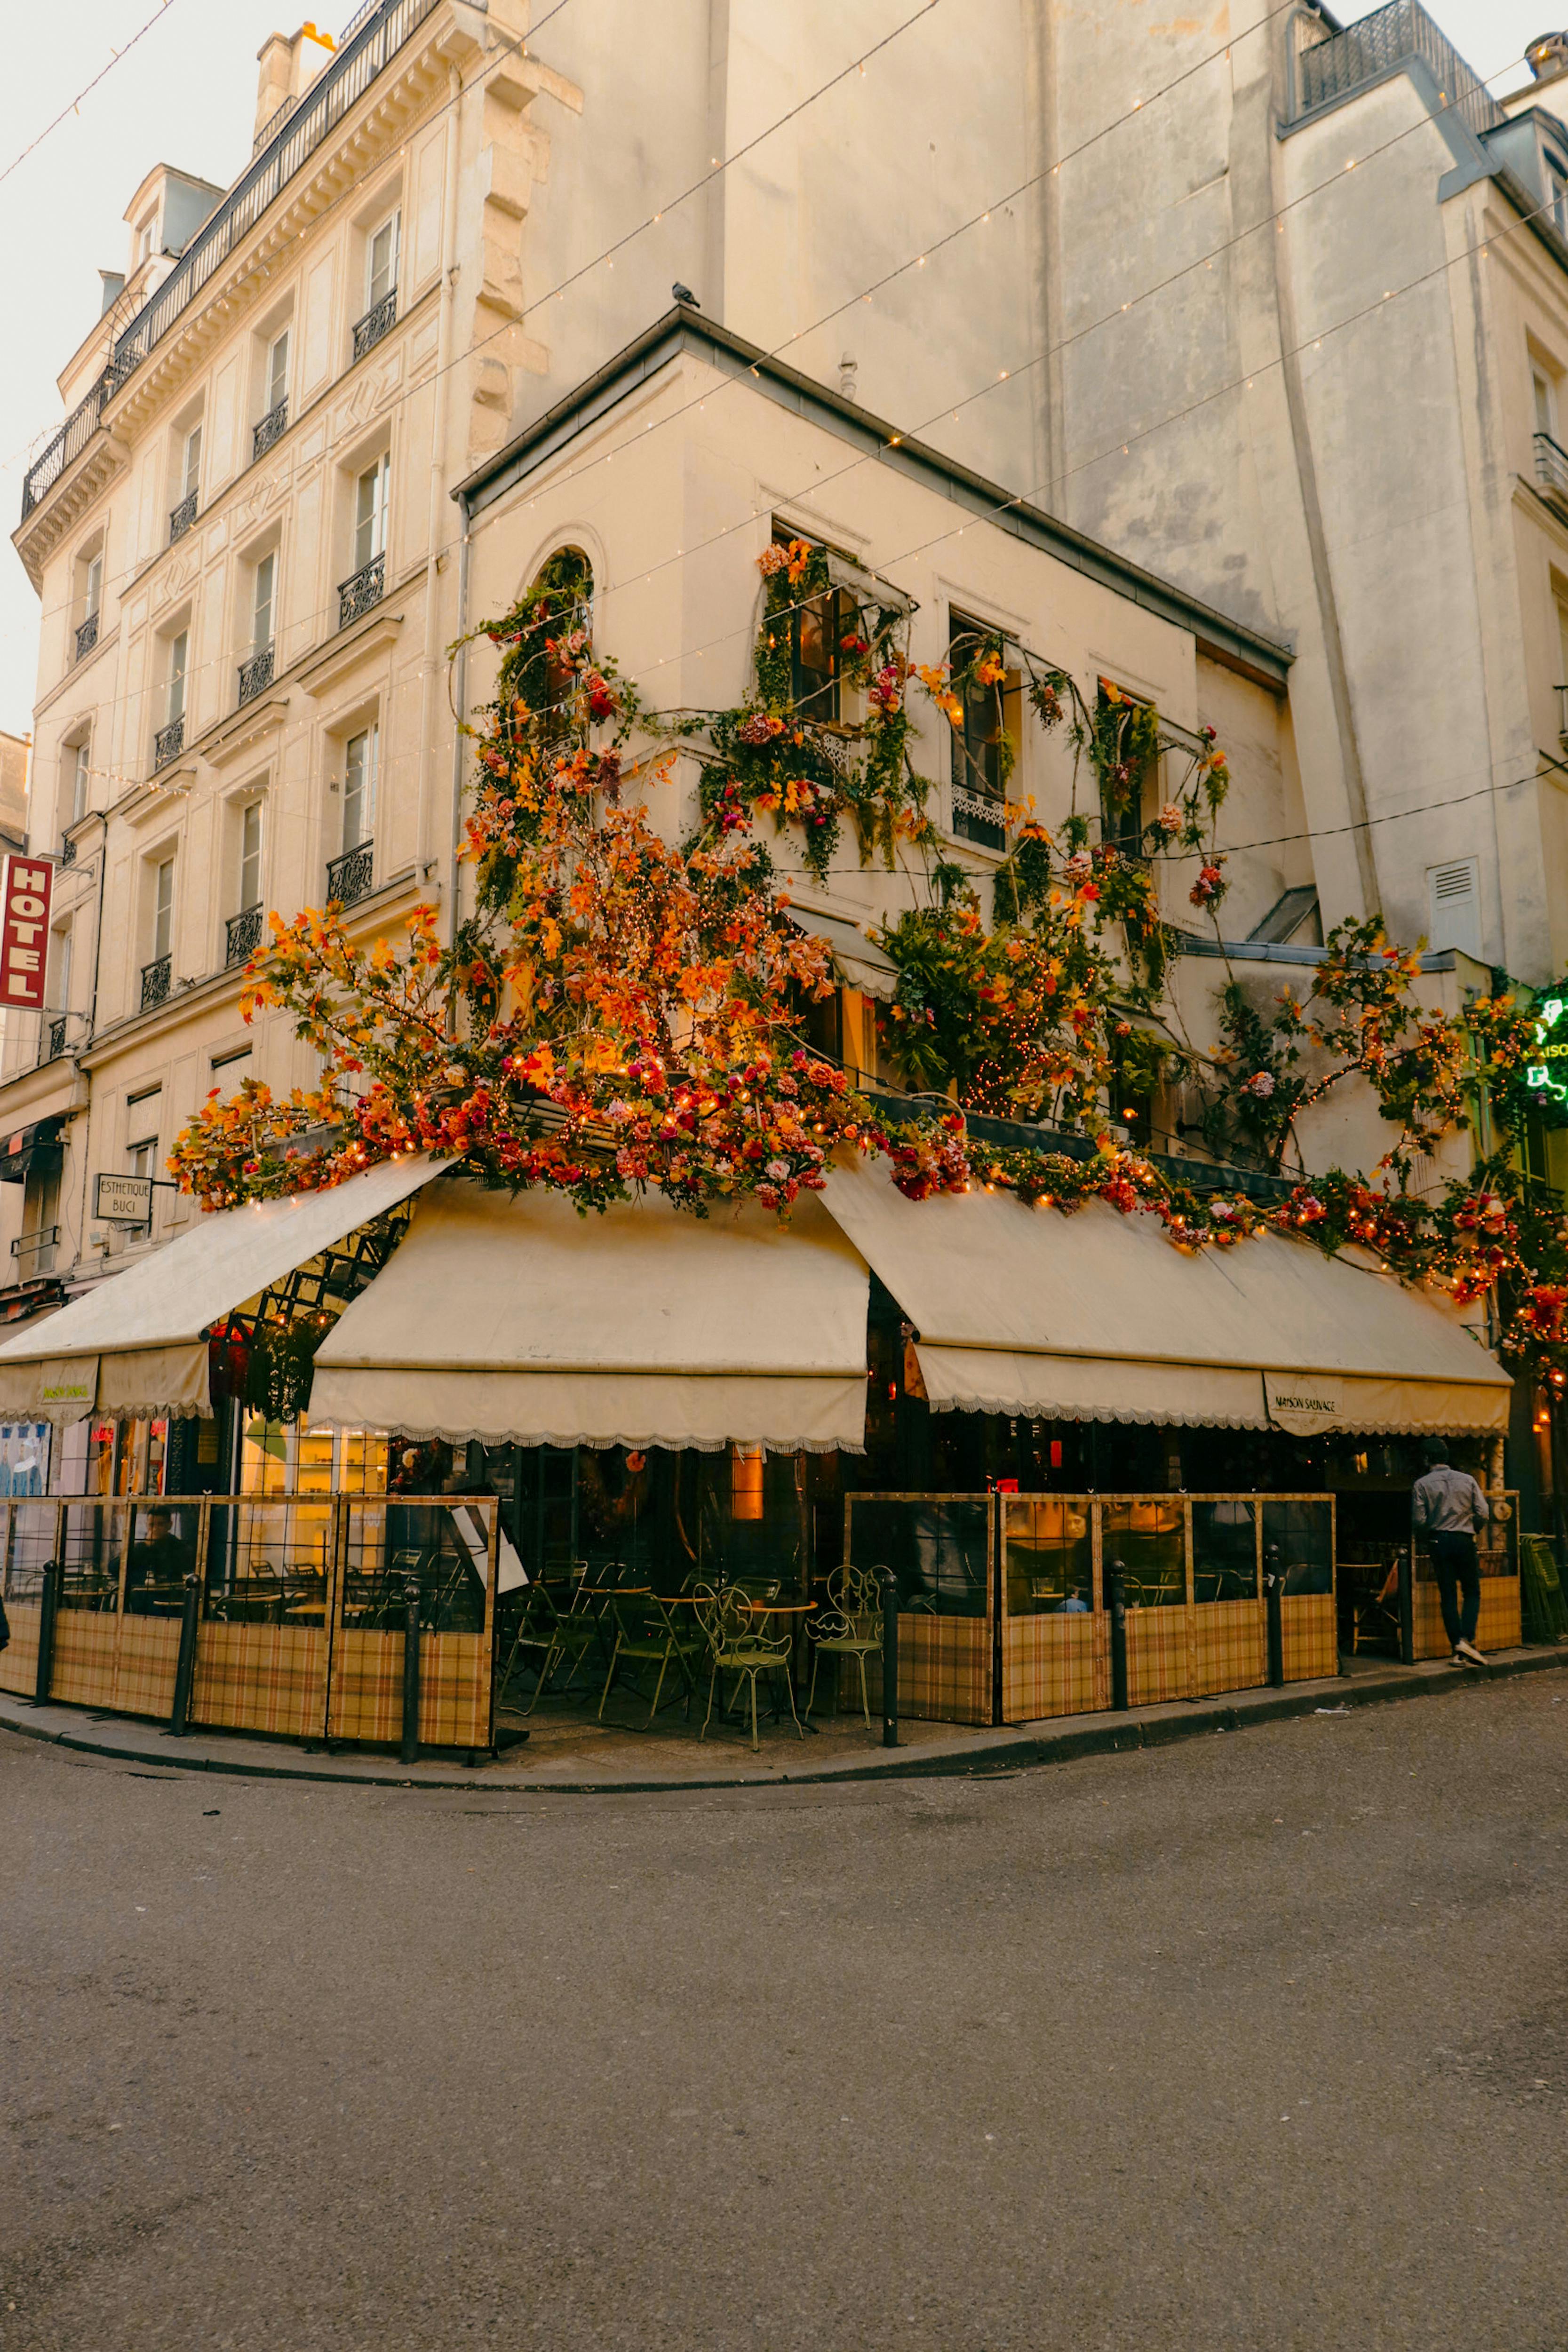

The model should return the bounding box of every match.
[415,61,464,912]
[69,810,111,1274]
[446,492,472,1040]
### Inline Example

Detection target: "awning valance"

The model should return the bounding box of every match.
[0,1154,443,1423]
[820,1158,1512,1434]
[786,906,899,1002]
[309,1180,870,1452]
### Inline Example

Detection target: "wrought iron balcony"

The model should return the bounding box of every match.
[12,1226,60,1271]
[253,397,289,461]
[140,954,172,1013]
[74,610,99,663]
[226,904,264,968]
[352,289,397,362]
[238,643,275,706]
[338,551,384,631]
[60,835,77,868]
[37,1017,66,1066]
[153,714,184,771]
[1536,431,1568,508]
[326,840,374,909]
[169,490,198,544]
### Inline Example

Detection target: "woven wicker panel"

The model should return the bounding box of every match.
[0,1599,40,1695]
[1001,1613,1103,1723]
[868,1614,991,1727]
[1126,1605,1192,1706]
[1191,1600,1267,1699]
[1281,1593,1338,1681]
[417,1632,491,1749]
[112,1615,182,1721]
[328,1627,406,1744]
[1412,1576,1522,1659]
[49,1610,120,1708]
[191,1622,327,1740]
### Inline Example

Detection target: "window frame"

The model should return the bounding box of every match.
[151,854,175,964]
[265,329,289,418]
[353,453,390,574]
[238,800,264,912]
[252,550,276,653]
[342,723,378,851]
[166,630,189,724]
[366,210,401,311]
[948,610,1021,851]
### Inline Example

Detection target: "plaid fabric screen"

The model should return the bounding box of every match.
[1001,1615,1103,1722]
[1125,1604,1191,1706]
[418,1632,491,1748]
[191,1623,328,1740]
[1412,1577,1522,1659]
[329,1627,406,1744]
[49,1610,121,1709]
[112,1614,182,1720]
[1192,1600,1267,1698]
[0,1598,40,1695]
[1281,1594,1338,1681]
[867,1615,992,1727]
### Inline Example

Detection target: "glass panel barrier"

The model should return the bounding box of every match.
[1002,1495,1094,1616]
[1101,1498,1186,1607]
[1192,1498,1259,1604]
[205,1496,334,1628]
[1262,1498,1334,1596]
[8,1500,59,1604]
[845,1494,989,1617]
[123,1498,198,1617]
[58,1500,127,1612]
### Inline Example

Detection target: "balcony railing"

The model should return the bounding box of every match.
[253,397,288,461]
[169,490,199,544]
[1292,0,1505,136]
[37,1017,66,1066]
[326,840,374,909]
[226,904,264,968]
[352,289,397,362]
[60,835,77,869]
[153,714,185,771]
[952,781,1006,850]
[21,0,440,521]
[338,551,385,631]
[74,611,99,663]
[140,955,172,1013]
[238,644,275,706]
[12,1227,60,1274]
[1536,431,1568,508]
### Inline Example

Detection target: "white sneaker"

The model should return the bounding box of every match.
[1456,1639,1485,1666]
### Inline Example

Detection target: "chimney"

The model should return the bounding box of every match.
[255,32,294,141]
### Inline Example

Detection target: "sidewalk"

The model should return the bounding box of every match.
[4,1643,1565,1793]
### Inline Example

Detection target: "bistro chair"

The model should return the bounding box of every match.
[692,1583,804,1752]
[497,1579,598,1715]
[805,1562,882,1727]
[597,1589,705,1727]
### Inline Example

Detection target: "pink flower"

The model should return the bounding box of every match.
[1245,1070,1276,1098]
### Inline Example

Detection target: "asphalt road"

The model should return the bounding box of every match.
[3,1678,1567,2352]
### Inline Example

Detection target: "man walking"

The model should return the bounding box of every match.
[1412,1440,1489,1666]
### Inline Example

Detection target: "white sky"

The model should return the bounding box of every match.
[0,0,1553,747]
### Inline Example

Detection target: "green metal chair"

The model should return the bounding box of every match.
[693,1583,804,1752]
[598,1589,704,1726]
[497,1571,600,1715]
[805,1562,882,1727]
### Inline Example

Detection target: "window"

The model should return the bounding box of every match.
[65,740,89,827]
[774,530,850,721]
[949,613,1020,851]
[151,856,175,962]
[366,211,400,310]
[1427,858,1481,959]
[48,926,72,1014]
[342,726,377,850]
[1550,161,1568,241]
[134,213,155,268]
[22,1164,60,1275]
[181,425,202,507]
[265,331,289,417]
[1096,679,1154,861]
[239,802,263,910]
[252,552,275,653]
[1536,367,1558,440]
[84,552,102,620]
[353,455,389,573]
[167,631,188,724]
[126,1136,157,1237]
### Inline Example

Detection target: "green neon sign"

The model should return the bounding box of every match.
[1528,993,1568,1101]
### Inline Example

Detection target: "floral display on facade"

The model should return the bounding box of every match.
[166,537,1568,1388]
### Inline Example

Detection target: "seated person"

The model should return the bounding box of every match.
[1056,1584,1090,1613]
[125,1508,192,1614]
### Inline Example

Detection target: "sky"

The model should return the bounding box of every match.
[0,0,1553,748]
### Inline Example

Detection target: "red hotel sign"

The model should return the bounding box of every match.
[0,858,53,1008]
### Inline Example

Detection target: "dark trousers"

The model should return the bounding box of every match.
[1430,1530,1481,1649]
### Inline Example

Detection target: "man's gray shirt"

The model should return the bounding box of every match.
[1412,1464,1490,1535]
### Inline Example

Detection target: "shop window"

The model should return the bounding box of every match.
[730,1444,765,1521]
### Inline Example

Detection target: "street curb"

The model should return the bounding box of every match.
[3,1643,1566,1794]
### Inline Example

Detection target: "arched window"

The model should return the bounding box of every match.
[514,548,593,734]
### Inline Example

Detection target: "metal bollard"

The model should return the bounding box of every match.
[33,1557,60,1706]
[1107,1558,1129,1711]
[1264,1543,1285,1688]
[169,1572,202,1736]
[879,1565,899,1748]
[400,1570,422,1766]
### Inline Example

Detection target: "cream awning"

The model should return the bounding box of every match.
[309,1179,870,1452]
[786,907,900,1002]
[821,1158,1512,1434]
[0,1154,443,1423]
